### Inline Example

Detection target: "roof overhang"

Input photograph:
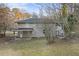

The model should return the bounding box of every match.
[14,28,33,31]
[15,18,61,24]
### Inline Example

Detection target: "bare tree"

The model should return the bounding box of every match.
[37,3,61,43]
[0,3,17,37]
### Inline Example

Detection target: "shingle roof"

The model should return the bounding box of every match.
[16,18,60,24]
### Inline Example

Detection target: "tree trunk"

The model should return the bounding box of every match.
[13,31,15,36]
[3,30,6,37]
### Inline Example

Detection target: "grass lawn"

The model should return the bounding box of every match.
[0,38,79,56]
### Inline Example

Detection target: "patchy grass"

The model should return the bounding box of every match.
[0,38,79,56]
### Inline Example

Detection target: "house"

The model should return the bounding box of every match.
[15,18,64,38]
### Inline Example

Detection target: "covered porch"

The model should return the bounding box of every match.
[15,28,33,38]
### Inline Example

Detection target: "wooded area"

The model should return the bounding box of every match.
[0,3,31,37]
[0,3,79,55]
[0,3,79,42]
